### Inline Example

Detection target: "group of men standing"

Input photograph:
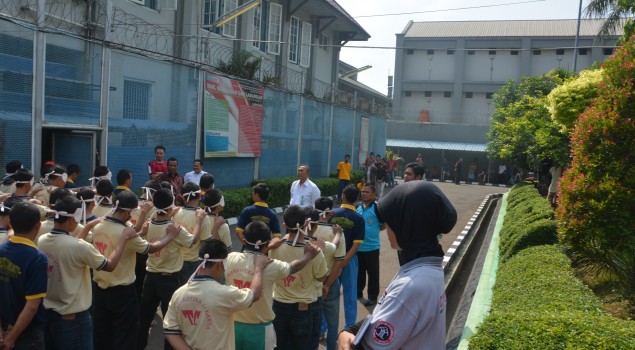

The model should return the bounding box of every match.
[1,147,458,350]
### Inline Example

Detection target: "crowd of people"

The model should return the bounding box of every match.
[0,146,458,350]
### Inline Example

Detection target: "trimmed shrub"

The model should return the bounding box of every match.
[221,187,252,219]
[469,312,635,350]
[499,219,558,262]
[469,246,635,349]
[498,183,555,260]
[556,35,635,292]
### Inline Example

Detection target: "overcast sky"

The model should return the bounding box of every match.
[337,0,592,94]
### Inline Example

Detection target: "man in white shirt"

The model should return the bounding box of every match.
[289,165,320,208]
[183,159,208,186]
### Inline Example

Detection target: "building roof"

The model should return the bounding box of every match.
[403,19,623,38]
[387,139,487,152]
[319,0,371,41]
[340,76,388,101]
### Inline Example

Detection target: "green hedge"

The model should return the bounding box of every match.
[498,182,557,262]
[469,245,635,349]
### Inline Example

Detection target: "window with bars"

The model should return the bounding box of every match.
[300,22,312,67]
[267,3,282,55]
[123,80,151,120]
[319,33,328,52]
[252,5,262,49]
[202,0,218,29]
[288,16,300,63]
[222,0,238,38]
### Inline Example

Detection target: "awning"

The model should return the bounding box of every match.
[387,139,487,152]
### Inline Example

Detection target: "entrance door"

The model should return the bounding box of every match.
[49,131,96,187]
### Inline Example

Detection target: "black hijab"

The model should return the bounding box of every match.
[378,181,457,264]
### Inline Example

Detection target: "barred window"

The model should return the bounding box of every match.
[123,80,151,120]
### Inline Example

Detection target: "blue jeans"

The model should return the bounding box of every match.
[339,255,358,327]
[321,278,341,350]
[272,300,320,350]
[338,180,350,202]
[45,309,93,350]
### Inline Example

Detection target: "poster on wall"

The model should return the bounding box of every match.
[203,72,264,157]
[359,116,369,167]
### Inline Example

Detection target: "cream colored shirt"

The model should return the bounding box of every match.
[37,219,87,242]
[269,241,327,304]
[309,238,337,299]
[38,230,107,314]
[92,217,150,289]
[145,219,193,273]
[226,251,291,324]
[92,204,114,218]
[129,201,156,227]
[0,228,9,243]
[209,215,232,251]
[172,207,211,262]
[163,276,253,350]
[31,183,54,207]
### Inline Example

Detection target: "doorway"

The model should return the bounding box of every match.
[42,128,99,187]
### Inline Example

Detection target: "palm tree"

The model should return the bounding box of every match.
[585,0,634,36]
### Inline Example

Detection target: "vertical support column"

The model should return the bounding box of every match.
[351,92,357,167]
[452,39,465,123]
[99,0,113,166]
[32,0,46,173]
[296,94,305,167]
[326,100,334,175]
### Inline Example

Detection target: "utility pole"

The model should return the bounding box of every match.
[573,0,583,71]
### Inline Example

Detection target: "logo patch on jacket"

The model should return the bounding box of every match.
[373,321,394,344]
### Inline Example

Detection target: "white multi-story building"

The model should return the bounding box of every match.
[388,19,621,179]
[0,0,384,188]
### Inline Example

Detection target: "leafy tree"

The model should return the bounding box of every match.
[547,69,603,133]
[585,0,635,41]
[487,70,572,169]
[556,35,635,294]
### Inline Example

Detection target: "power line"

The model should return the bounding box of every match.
[353,0,548,18]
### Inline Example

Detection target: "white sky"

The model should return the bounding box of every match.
[337,0,591,94]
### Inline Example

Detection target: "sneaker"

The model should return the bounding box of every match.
[363,299,377,307]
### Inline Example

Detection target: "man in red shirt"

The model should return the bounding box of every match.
[148,145,167,180]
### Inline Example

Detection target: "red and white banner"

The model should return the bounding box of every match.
[203,72,264,157]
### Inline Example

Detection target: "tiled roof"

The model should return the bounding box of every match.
[404,19,623,38]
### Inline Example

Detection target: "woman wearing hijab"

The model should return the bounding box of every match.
[337,181,457,350]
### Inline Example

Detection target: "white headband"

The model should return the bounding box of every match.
[0,202,9,214]
[291,218,311,247]
[79,196,95,225]
[244,238,269,250]
[211,196,225,208]
[46,207,83,223]
[45,171,68,183]
[141,187,157,201]
[183,190,201,203]
[155,198,176,215]
[187,253,226,284]
[89,172,112,187]
[14,179,34,186]
[111,200,137,214]
[318,208,332,218]
[95,195,113,207]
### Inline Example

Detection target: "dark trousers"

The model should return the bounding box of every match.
[338,180,350,202]
[9,322,44,350]
[93,283,139,350]
[134,253,148,301]
[357,249,380,301]
[272,300,320,350]
[137,271,180,350]
[45,309,93,350]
